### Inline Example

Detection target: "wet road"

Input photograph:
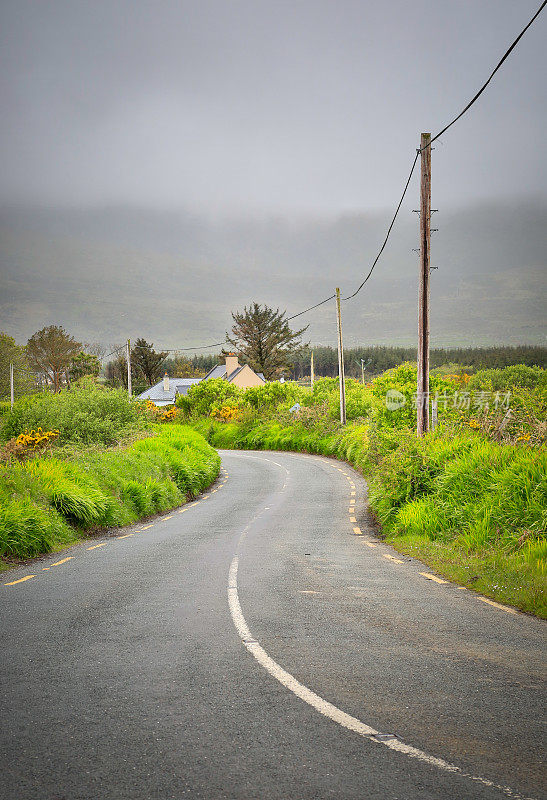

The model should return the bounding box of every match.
[1,450,545,800]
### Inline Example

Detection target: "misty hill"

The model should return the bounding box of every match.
[0,200,545,348]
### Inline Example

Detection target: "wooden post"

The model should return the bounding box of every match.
[10,362,14,409]
[431,397,438,431]
[417,132,431,436]
[335,288,346,425]
[361,359,365,385]
[126,339,132,398]
[310,350,315,390]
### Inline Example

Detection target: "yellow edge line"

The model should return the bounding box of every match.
[479,597,518,615]
[352,527,362,535]
[419,572,448,584]
[4,575,35,586]
[116,533,134,539]
[87,543,108,550]
[383,554,403,564]
[50,557,74,567]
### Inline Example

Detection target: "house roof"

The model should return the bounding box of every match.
[202,363,265,384]
[202,364,228,380]
[137,378,201,403]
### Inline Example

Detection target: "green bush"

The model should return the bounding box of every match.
[243,380,306,410]
[176,378,242,416]
[371,362,450,429]
[468,365,546,391]
[2,386,148,446]
[330,379,373,421]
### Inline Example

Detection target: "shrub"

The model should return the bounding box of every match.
[1,428,60,461]
[176,378,242,416]
[468,365,546,391]
[2,386,148,446]
[330,379,373,421]
[211,405,240,422]
[243,381,306,410]
[371,362,450,429]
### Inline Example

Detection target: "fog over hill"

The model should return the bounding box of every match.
[1,200,545,350]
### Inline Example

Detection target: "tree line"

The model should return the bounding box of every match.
[287,344,547,380]
[2,309,545,400]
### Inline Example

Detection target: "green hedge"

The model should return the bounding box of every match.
[0,425,220,559]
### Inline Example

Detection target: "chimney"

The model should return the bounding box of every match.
[163,373,169,392]
[225,353,239,377]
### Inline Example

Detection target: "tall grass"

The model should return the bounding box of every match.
[0,425,220,560]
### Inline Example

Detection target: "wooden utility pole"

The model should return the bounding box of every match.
[417,132,431,436]
[360,359,365,385]
[10,362,14,410]
[335,288,346,425]
[310,350,315,390]
[126,339,132,398]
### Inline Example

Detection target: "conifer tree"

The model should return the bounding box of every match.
[226,303,307,380]
[131,339,168,386]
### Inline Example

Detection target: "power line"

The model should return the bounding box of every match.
[344,0,546,300]
[429,0,546,147]
[128,341,227,354]
[342,151,420,301]
[287,294,336,322]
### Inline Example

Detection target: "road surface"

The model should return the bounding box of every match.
[1,450,545,800]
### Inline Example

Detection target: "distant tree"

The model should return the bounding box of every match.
[26,325,81,392]
[164,355,207,379]
[226,303,307,380]
[105,353,128,389]
[131,338,168,387]
[83,342,108,360]
[69,352,101,382]
[191,354,219,373]
[0,332,35,398]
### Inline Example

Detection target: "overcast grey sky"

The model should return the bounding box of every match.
[1,0,546,214]
[0,1,545,349]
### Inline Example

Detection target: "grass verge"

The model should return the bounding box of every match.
[0,425,220,563]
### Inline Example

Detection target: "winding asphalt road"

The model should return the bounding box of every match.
[1,450,545,800]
